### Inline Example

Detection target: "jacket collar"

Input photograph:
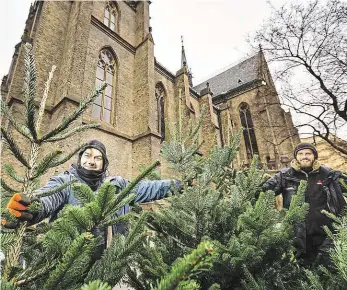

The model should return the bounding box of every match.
[290,160,338,184]
[290,159,320,174]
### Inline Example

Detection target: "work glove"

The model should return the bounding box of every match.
[2,193,39,229]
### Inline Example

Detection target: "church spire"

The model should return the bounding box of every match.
[181,36,193,87]
[181,35,187,68]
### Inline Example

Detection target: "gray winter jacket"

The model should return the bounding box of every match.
[34,165,181,234]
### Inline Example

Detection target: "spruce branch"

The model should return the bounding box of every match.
[81,280,112,290]
[3,164,25,183]
[100,211,133,228]
[103,193,136,219]
[23,43,38,141]
[106,160,161,214]
[73,183,96,205]
[0,233,16,253]
[40,83,107,142]
[45,123,100,142]
[33,178,77,198]
[96,182,118,215]
[36,65,56,138]
[50,143,87,167]
[241,264,266,290]
[0,178,20,193]
[67,207,92,232]
[85,203,102,225]
[30,149,63,180]
[0,100,32,140]
[151,241,215,290]
[1,127,31,168]
[43,232,97,290]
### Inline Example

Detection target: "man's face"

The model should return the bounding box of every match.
[296,149,315,168]
[80,148,103,171]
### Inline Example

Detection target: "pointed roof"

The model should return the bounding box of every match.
[181,36,193,87]
[181,36,188,68]
[193,52,261,97]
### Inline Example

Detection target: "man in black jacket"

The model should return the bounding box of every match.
[263,143,347,267]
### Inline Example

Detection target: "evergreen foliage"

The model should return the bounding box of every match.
[124,115,311,289]
[302,211,347,290]
[2,41,347,290]
[0,43,154,289]
[0,42,106,282]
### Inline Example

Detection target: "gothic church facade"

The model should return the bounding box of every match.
[1,1,299,181]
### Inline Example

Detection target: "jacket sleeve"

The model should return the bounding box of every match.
[32,174,71,223]
[134,179,182,203]
[262,172,283,196]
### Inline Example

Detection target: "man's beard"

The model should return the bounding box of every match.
[298,159,314,171]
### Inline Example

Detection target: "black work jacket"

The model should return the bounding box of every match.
[263,162,346,215]
[263,161,346,251]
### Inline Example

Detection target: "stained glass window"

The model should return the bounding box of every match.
[92,49,116,123]
[155,83,166,141]
[104,3,117,32]
[239,103,259,158]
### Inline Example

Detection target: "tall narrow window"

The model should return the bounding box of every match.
[104,3,118,31]
[239,103,259,158]
[92,49,116,123]
[155,83,165,141]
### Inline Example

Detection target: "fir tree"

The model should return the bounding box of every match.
[303,210,347,290]
[0,43,158,289]
[0,42,106,283]
[124,114,311,289]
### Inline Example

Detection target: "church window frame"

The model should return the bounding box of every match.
[92,49,117,124]
[104,3,119,32]
[239,103,259,158]
[155,83,166,142]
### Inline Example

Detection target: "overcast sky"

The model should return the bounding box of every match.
[0,0,290,85]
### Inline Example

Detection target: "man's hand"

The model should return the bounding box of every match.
[2,193,36,229]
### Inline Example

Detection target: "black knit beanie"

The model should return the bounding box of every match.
[78,140,109,171]
[294,143,318,159]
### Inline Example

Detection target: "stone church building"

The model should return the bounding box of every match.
[1,1,300,180]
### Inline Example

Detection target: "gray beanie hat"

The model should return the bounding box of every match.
[294,143,318,159]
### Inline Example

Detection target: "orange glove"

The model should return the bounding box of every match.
[2,193,35,228]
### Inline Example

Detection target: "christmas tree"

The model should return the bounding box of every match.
[123,112,311,289]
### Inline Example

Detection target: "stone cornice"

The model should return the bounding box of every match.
[7,96,163,143]
[83,116,162,142]
[91,16,136,54]
[189,87,200,100]
[154,61,175,82]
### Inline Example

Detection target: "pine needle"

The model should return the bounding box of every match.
[39,83,107,142]
[1,127,31,168]
[23,43,38,141]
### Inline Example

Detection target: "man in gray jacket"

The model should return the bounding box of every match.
[4,140,181,237]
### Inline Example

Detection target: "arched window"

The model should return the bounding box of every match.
[155,83,165,141]
[92,49,116,123]
[104,3,118,32]
[239,103,259,158]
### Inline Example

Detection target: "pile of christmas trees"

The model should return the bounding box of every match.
[1,44,347,290]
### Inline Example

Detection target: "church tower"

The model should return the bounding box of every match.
[1,1,164,180]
